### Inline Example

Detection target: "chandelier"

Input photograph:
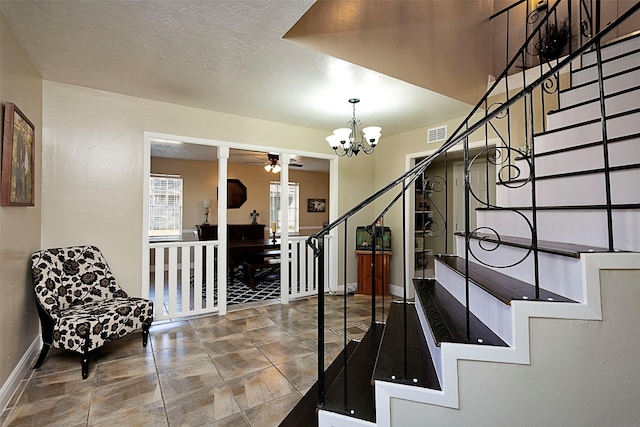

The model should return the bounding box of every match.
[264,153,281,173]
[325,99,382,157]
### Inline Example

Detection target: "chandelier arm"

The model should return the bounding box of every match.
[360,143,376,155]
[333,146,353,157]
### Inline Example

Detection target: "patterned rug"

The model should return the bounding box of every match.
[227,267,281,305]
[193,267,281,306]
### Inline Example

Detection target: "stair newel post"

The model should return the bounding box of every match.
[526,92,541,300]
[316,236,326,408]
[402,179,408,380]
[444,151,449,254]
[595,38,614,251]
[379,216,386,322]
[342,219,348,412]
[464,134,471,343]
[370,225,377,324]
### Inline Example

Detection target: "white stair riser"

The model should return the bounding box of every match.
[547,89,640,129]
[581,35,640,67]
[560,67,640,108]
[496,169,640,207]
[534,110,640,154]
[455,235,584,301]
[572,50,640,85]
[475,209,640,252]
[513,136,640,177]
[435,260,513,345]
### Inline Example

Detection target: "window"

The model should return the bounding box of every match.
[149,174,183,240]
[270,181,299,234]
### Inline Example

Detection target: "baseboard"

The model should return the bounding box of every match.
[0,336,40,413]
[389,283,415,299]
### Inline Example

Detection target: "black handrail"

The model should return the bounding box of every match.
[490,0,527,21]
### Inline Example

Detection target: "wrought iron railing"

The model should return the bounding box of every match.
[307,0,640,416]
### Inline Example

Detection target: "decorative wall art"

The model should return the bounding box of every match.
[307,198,326,212]
[218,178,247,209]
[2,103,35,206]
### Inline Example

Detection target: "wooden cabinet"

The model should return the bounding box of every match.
[196,224,266,241]
[356,250,391,296]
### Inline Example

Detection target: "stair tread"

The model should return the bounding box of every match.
[455,231,609,258]
[476,203,640,211]
[414,278,508,346]
[372,301,441,389]
[279,341,358,427]
[324,322,384,423]
[435,255,575,304]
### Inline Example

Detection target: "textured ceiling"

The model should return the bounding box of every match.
[0,0,477,144]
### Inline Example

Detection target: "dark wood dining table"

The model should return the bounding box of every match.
[227,239,283,282]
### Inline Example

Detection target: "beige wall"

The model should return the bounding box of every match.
[373,112,486,289]
[492,0,640,77]
[391,269,640,426]
[41,80,359,298]
[0,13,42,394]
[286,0,495,105]
[151,157,330,237]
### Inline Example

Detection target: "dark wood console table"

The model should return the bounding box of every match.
[356,250,391,296]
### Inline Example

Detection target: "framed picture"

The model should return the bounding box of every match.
[307,198,326,212]
[2,103,35,206]
[415,252,428,269]
[217,178,247,209]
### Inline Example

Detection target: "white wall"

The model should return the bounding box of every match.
[41,81,375,295]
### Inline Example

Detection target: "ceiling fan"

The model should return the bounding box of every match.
[243,153,303,171]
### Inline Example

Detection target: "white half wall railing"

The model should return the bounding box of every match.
[148,235,333,320]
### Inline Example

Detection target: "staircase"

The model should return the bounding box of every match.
[282,3,640,427]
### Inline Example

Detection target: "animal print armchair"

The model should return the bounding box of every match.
[31,245,154,379]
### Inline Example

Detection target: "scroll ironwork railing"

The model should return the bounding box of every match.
[307,0,640,416]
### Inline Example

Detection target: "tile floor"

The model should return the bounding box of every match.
[1,294,393,427]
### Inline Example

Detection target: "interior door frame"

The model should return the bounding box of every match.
[142,131,339,310]
[404,139,499,287]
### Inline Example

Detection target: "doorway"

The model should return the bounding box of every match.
[453,159,496,253]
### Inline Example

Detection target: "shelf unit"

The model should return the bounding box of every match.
[414,171,434,275]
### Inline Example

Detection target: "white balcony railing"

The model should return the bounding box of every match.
[148,235,332,320]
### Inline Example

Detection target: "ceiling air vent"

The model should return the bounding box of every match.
[427,125,447,143]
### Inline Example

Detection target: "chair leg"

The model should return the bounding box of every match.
[34,343,51,369]
[81,354,89,379]
[142,325,150,348]
[242,262,257,289]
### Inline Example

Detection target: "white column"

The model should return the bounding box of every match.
[217,146,229,315]
[280,153,290,305]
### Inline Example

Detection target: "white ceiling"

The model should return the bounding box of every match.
[0,0,475,166]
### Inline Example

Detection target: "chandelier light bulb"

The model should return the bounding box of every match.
[326,134,340,149]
